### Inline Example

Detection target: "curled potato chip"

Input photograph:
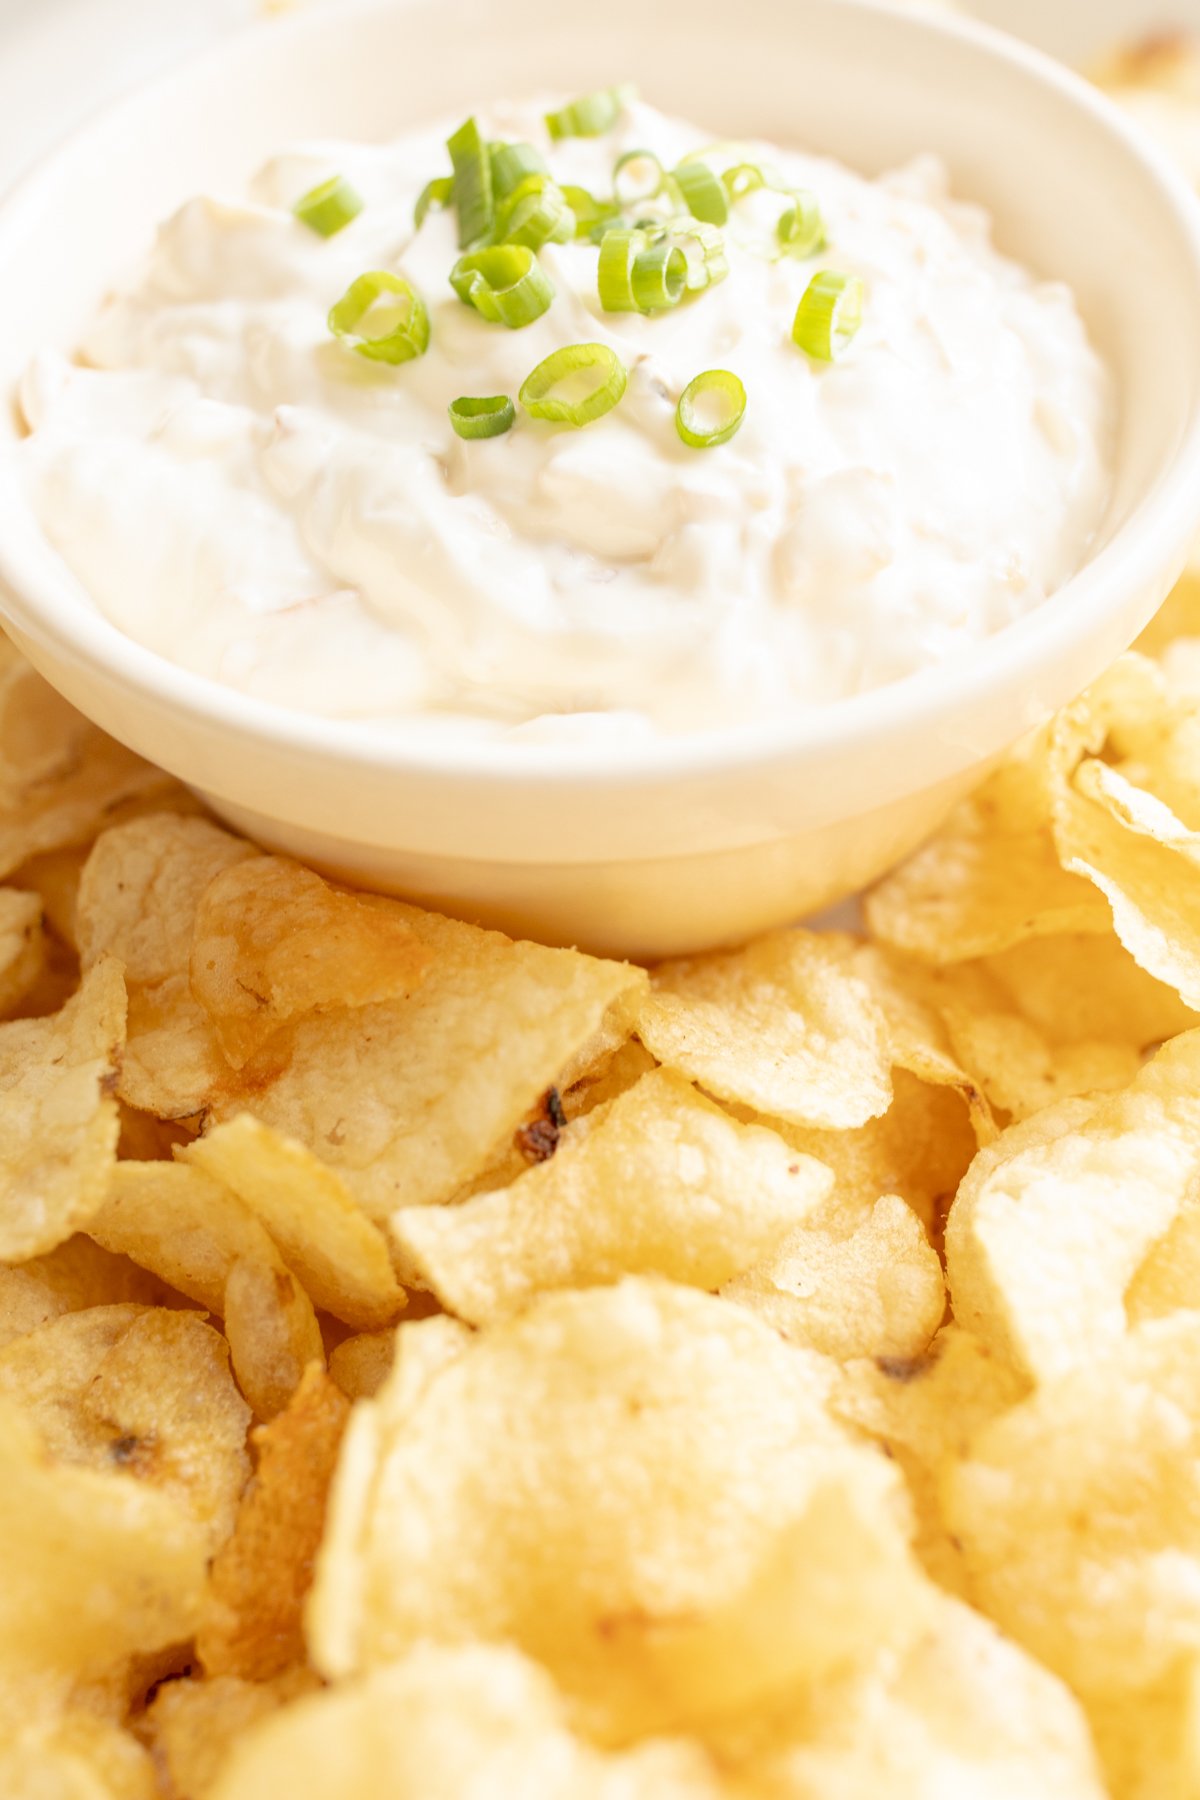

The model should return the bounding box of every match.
[0,886,44,1018]
[200,1364,349,1681]
[637,930,893,1130]
[309,1279,920,1740]
[983,930,1200,1047]
[391,1068,833,1324]
[0,954,125,1261]
[943,1314,1200,1701]
[0,1716,158,1800]
[0,1396,205,1695]
[723,1193,945,1364]
[181,1117,403,1330]
[736,1591,1105,1800]
[11,844,88,949]
[1089,1654,1200,1800]
[0,1234,163,1351]
[0,1305,250,1551]
[212,909,647,1220]
[189,854,432,1068]
[223,1257,325,1422]
[946,1031,1200,1382]
[327,1328,396,1402]
[209,1644,724,1800]
[143,1668,320,1800]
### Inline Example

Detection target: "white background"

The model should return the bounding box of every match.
[0,0,1196,193]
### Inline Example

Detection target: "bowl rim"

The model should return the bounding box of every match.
[3,0,1200,792]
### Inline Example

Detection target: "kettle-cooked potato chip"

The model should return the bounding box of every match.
[637,930,893,1130]
[0,954,125,1262]
[189,855,432,1068]
[946,1032,1200,1381]
[327,1327,396,1402]
[0,1716,158,1800]
[142,1668,320,1800]
[222,1257,325,1423]
[390,1068,833,1324]
[0,886,44,1018]
[0,1235,163,1351]
[982,929,1200,1047]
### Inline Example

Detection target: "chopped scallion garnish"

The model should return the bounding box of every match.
[520,343,627,426]
[448,394,516,439]
[545,85,635,141]
[792,270,864,361]
[328,271,430,364]
[414,175,454,230]
[493,175,574,250]
[676,369,747,448]
[450,244,555,327]
[613,149,666,209]
[447,116,494,248]
[293,174,363,238]
[560,185,619,241]
[722,163,767,202]
[489,141,548,199]
[670,221,730,292]
[597,228,687,314]
[597,228,644,313]
[777,190,825,258]
[673,162,728,226]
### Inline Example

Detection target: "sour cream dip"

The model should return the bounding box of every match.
[11,94,1114,740]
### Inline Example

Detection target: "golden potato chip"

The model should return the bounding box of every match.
[946,1032,1200,1381]
[0,885,44,1018]
[636,930,893,1130]
[943,1314,1200,1700]
[0,1235,162,1352]
[832,1325,1028,1595]
[222,1258,324,1422]
[0,954,125,1261]
[77,815,256,1117]
[212,909,647,1220]
[209,1645,723,1800]
[1125,1182,1200,1327]
[327,1328,396,1402]
[12,844,88,949]
[0,1397,205,1697]
[200,1363,349,1681]
[189,855,432,1068]
[735,1591,1105,1800]
[181,1117,403,1330]
[115,1103,197,1162]
[0,1305,250,1551]
[984,930,1200,1048]
[391,1068,833,1324]
[0,1719,158,1800]
[563,1035,659,1119]
[1093,29,1200,187]
[723,1193,945,1364]
[1089,1654,1200,1800]
[309,1278,920,1740]
[143,1668,320,1800]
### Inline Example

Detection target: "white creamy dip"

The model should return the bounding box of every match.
[13,96,1114,737]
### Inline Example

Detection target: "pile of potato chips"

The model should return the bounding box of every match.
[4,30,1200,1800]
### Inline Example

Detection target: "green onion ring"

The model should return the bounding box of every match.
[561,184,620,242]
[792,270,865,361]
[670,221,729,292]
[676,369,747,448]
[777,190,825,258]
[722,162,767,201]
[293,174,363,237]
[450,244,555,328]
[489,140,547,199]
[493,175,574,250]
[520,342,627,426]
[448,394,516,439]
[414,175,454,230]
[545,84,635,141]
[328,271,430,365]
[597,228,644,312]
[447,115,494,248]
[673,161,728,226]
[631,238,688,312]
[613,149,666,208]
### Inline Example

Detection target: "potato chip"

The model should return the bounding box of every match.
[11,844,88,950]
[143,1668,320,1800]
[181,1117,403,1329]
[0,1305,250,1550]
[0,1397,205,1697]
[735,1591,1105,1800]
[723,1193,945,1364]
[211,908,647,1220]
[636,930,893,1130]
[115,1103,197,1162]
[983,930,1200,1047]
[1089,1654,1200,1800]
[0,1718,158,1800]
[0,954,125,1261]
[209,1645,723,1800]
[1125,1181,1200,1326]
[222,1257,325,1422]
[0,885,44,1018]
[189,854,432,1068]
[309,1278,921,1740]
[1093,29,1200,186]
[946,1031,1200,1381]
[390,1068,833,1324]
[327,1328,396,1402]
[77,815,256,1117]
[0,1235,163,1351]
[943,1313,1200,1700]
[200,1364,348,1681]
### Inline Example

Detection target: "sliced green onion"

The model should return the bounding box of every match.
[447,116,494,248]
[545,84,634,141]
[792,270,865,361]
[414,175,454,230]
[450,244,555,328]
[631,238,687,312]
[722,163,767,201]
[597,228,644,312]
[328,271,429,365]
[520,342,627,427]
[671,221,729,292]
[673,161,728,226]
[493,175,574,250]
[561,184,621,242]
[489,140,547,199]
[293,174,363,237]
[448,394,515,439]
[676,369,746,448]
[777,190,825,258]
[613,149,665,208]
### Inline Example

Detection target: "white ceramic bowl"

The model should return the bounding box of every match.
[1,0,1200,959]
